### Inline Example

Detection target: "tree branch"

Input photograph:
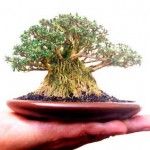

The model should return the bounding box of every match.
[89,61,111,72]
[27,68,47,71]
[40,59,51,71]
[70,43,96,60]
[70,50,85,60]
[69,35,81,60]
[55,47,63,60]
[84,59,99,63]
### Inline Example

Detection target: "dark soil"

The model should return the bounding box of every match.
[16,91,134,103]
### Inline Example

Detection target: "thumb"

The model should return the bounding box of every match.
[124,115,150,133]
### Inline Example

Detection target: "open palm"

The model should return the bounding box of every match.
[0,112,150,150]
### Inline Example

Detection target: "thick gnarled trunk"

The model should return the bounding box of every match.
[35,60,100,97]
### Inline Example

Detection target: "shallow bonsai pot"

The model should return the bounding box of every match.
[7,100,141,122]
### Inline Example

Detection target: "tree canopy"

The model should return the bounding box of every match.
[6,13,141,72]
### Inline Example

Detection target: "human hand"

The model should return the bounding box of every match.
[0,112,150,150]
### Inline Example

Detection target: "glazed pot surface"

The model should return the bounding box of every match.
[7,100,141,122]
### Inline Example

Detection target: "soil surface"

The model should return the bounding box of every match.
[16,91,134,103]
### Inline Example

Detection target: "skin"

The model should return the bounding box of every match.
[0,112,150,150]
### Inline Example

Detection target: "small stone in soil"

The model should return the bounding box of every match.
[15,91,134,103]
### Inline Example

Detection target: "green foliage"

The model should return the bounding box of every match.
[6,13,141,72]
[95,42,141,68]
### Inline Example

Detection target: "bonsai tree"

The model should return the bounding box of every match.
[6,14,141,99]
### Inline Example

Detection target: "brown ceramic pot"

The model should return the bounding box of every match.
[7,100,141,122]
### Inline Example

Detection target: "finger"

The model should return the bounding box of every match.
[124,115,150,133]
[74,120,127,140]
[102,120,128,135]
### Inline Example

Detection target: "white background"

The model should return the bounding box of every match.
[0,0,150,149]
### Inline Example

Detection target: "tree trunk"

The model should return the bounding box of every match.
[35,60,100,97]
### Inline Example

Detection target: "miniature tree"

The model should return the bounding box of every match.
[6,14,141,98]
